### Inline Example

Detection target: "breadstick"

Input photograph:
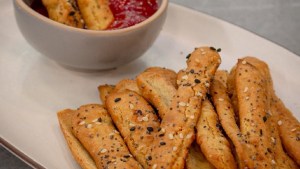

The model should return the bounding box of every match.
[106,90,160,168]
[97,84,115,103]
[71,104,142,169]
[196,99,237,169]
[242,57,299,167]
[186,142,215,169]
[57,109,97,169]
[150,47,221,169]
[77,0,114,30]
[41,0,84,28]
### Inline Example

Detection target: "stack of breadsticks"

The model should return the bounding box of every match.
[57,46,300,169]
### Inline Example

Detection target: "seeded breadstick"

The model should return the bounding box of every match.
[71,104,142,169]
[77,0,114,30]
[186,142,215,169]
[137,67,177,118]
[210,70,245,168]
[242,57,300,167]
[97,84,115,103]
[57,109,97,169]
[196,99,237,169]
[41,0,84,28]
[106,90,160,168]
[150,47,221,169]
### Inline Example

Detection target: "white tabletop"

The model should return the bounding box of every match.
[1,0,300,168]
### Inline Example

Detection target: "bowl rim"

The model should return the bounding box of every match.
[14,0,168,35]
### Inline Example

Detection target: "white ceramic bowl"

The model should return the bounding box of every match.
[13,0,168,70]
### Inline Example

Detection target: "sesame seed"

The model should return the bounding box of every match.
[190,115,195,119]
[130,127,136,131]
[160,128,166,133]
[92,118,99,123]
[243,87,249,93]
[114,98,121,102]
[168,133,174,139]
[160,142,166,145]
[291,128,296,132]
[179,133,184,139]
[194,79,201,83]
[182,75,188,80]
[179,102,186,107]
[278,120,283,126]
[113,130,119,134]
[100,148,107,153]
[201,52,206,55]
[200,48,204,52]
[129,104,134,109]
[186,133,193,139]
[196,91,202,97]
[142,115,149,122]
[87,124,92,128]
[242,60,247,64]
[245,96,249,100]
[129,123,135,127]
[218,98,224,102]
[205,83,210,87]
[271,160,276,165]
[271,137,276,144]
[79,121,85,125]
[195,59,200,63]
[147,127,154,132]
[152,164,157,169]
[173,146,177,151]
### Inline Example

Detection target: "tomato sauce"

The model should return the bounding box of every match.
[30,0,158,30]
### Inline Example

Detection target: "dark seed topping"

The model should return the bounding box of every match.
[186,54,191,59]
[98,117,102,122]
[194,79,201,83]
[159,133,165,137]
[263,116,267,122]
[123,155,130,158]
[147,156,152,161]
[217,48,222,52]
[210,47,216,51]
[147,127,154,132]
[114,98,121,102]
[160,142,166,145]
[135,110,143,115]
[130,127,136,131]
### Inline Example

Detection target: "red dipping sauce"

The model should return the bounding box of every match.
[108,0,158,30]
[30,0,158,30]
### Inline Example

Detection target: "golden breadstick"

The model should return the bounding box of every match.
[150,47,221,169]
[106,90,160,168]
[196,99,237,169]
[41,0,84,28]
[242,57,300,167]
[57,109,97,169]
[97,84,115,103]
[77,0,114,30]
[137,67,177,118]
[186,142,215,169]
[210,70,245,168]
[71,104,142,169]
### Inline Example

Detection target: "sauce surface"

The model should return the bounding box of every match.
[31,0,158,30]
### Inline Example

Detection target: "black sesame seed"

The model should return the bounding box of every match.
[147,156,152,161]
[217,48,222,52]
[114,98,121,102]
[263,116,267,122]
[160,142,166,145]
[135,110,143,115]
[147,127,154,132]
[130,127,136,131]
[98,117,102,122]
[186,54,191,59]
[194,79,201,83]
[210,47,216,51]
[159,133,165,137]
[124,155,130,158]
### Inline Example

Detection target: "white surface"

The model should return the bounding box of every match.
[1,1,300,169]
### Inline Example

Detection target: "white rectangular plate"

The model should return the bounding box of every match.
[1,1,299,169]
